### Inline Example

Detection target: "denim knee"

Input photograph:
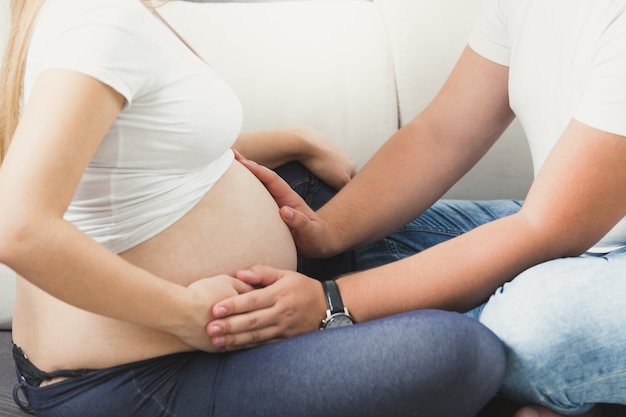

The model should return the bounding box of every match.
[478,254,626,414]
[481,301,595,414]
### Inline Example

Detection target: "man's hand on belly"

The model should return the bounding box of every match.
[207,265,327,350]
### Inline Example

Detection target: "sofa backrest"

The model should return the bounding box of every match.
[0,0,533,199]
[160,0,399,170]
[161,0,533,199]
[376,0,533,200]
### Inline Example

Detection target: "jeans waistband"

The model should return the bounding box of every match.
[12,343,95,414]
[13,343,94,387]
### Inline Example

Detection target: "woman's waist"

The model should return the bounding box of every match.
[14,162,297,371]
[13,290,195,372]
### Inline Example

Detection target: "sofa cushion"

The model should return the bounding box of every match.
[376,0,533,200]
[160,0,398,169]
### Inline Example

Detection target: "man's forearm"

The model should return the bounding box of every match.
[317,119,478,253]
[336,213,557,322]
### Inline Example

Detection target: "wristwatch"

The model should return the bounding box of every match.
[320,280,355,329]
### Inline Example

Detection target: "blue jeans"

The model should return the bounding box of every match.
[355,199,626,415]
[14,310,505,417]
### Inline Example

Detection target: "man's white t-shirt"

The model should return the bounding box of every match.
[469,0,626,252]
[24,0,243,253]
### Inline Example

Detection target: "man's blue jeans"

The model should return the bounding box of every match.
[355,199,626,415]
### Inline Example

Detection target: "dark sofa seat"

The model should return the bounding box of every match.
[0,331,27,417]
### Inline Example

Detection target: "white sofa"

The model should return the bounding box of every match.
[0,1,536,415]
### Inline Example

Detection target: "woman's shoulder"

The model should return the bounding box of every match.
[28,0,158,104]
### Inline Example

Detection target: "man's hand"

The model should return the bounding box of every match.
[207,265,327,350]
[236,152,340,258]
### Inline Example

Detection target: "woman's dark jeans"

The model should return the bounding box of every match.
[15,310,506,417]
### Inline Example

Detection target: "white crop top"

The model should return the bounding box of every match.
[24,0,243,253]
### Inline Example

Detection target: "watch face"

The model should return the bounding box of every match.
[325,314,355,329]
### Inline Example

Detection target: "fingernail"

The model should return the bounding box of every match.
[283,207,293,220]
[209,325,221,335]
[237,269,252,277]
[516,407,539,417]
[215,306,227,316]
[213,336,225,346]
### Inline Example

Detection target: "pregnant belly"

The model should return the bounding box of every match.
[121,160,297,283]
[13,161,296,370]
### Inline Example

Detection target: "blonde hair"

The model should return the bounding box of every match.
[0,0,170,163]
[0,0,46,163]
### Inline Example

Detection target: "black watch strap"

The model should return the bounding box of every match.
[322,280,345,314]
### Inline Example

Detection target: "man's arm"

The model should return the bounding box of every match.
[208,45,626,347]
[317,46,515,252]
[341,117,626,320]
[207,46,516,345]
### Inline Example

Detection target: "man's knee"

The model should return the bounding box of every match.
[477,266,613,414]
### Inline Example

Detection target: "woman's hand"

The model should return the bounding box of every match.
[207,265,327,350]
[233,126,356,190]
[236,152,342,258]
[290,126,357,190]
[179,275,255,352]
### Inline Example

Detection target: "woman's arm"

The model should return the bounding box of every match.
[233,126,356,190]
[0,69,251,352]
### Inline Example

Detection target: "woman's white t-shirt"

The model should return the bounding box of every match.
[24,0,243,253]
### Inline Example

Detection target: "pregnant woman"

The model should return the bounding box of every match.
[0,1,506,416]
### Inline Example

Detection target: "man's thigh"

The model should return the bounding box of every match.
[355,199,522,270]
[478,248,626,413]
